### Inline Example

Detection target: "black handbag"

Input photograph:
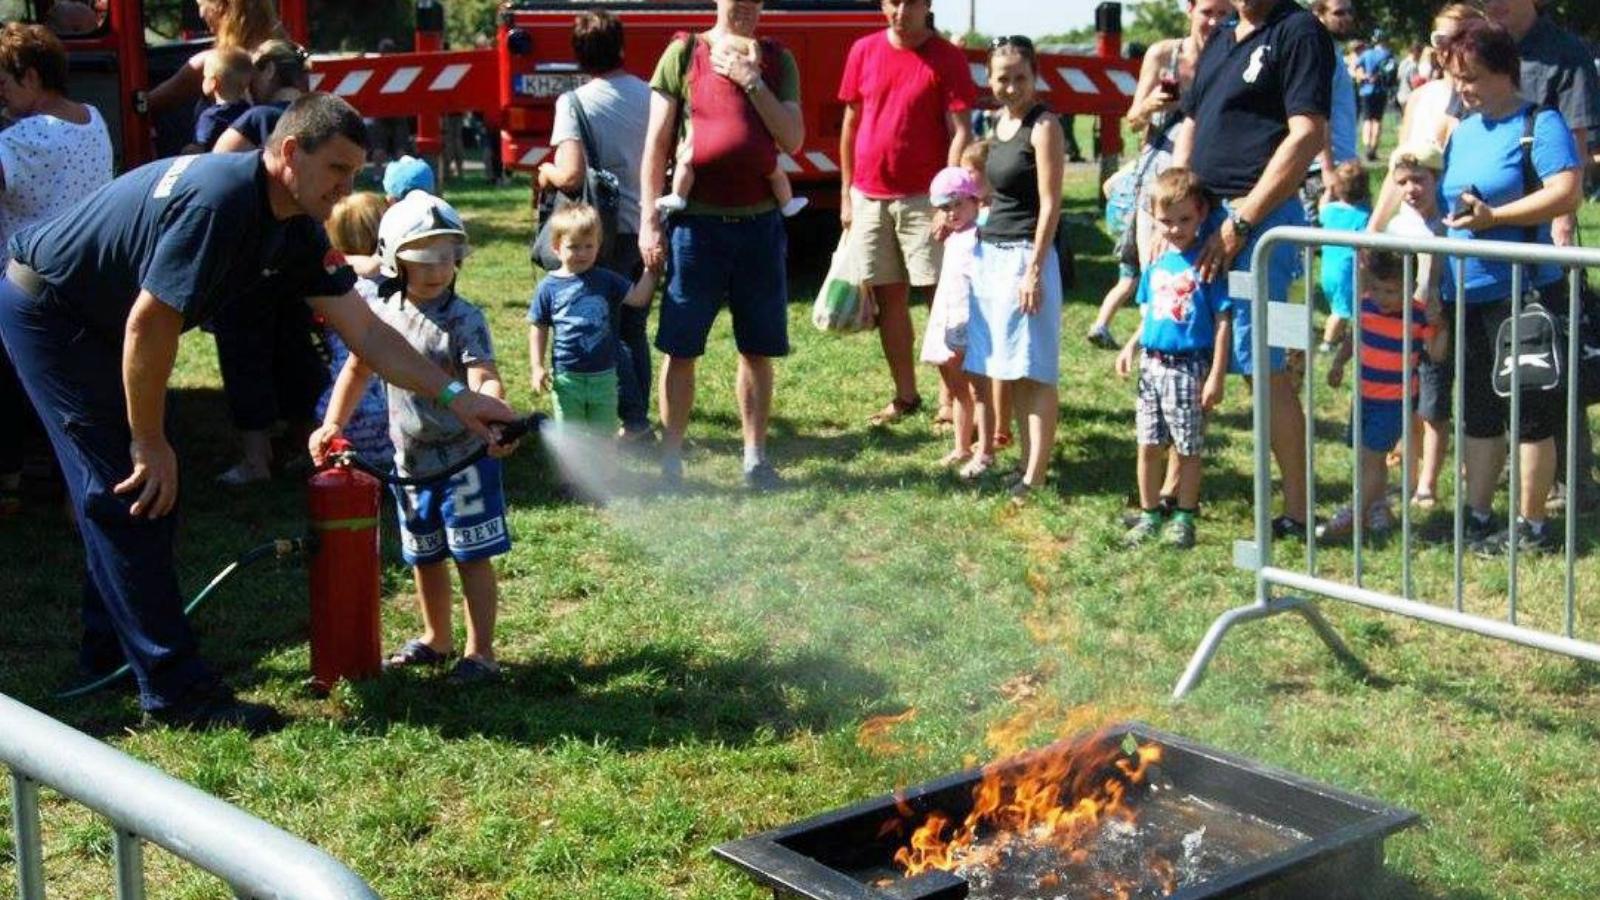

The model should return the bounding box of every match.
[530,90,621,271]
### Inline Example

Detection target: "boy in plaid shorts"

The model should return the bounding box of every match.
[1115,168,1232,549]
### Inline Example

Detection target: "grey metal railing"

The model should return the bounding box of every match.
[1174,227,1600,699]
[2,692,379,899]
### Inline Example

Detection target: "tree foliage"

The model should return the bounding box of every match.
[305,0,500,51]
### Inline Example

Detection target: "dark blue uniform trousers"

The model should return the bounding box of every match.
[0,280,214,710]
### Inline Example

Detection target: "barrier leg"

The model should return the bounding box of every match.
[11,771,44,900]
[1172,596,1366,700]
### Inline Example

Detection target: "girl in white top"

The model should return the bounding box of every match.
[0,22,114,514]
[0,23,113,256]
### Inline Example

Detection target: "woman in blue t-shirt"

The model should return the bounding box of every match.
[1439,19,1583,555]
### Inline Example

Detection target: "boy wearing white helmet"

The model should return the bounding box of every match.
[311,189,515,684]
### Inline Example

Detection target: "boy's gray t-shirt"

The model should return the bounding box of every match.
[551,72,651,233]
[373,288,495,476]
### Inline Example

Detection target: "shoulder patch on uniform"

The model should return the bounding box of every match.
[324,248,349,275]
[153,155,199,199]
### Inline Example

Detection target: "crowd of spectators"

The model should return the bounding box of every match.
[3,0,1600,729]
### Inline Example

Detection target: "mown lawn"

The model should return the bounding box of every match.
[2,157,1599,899]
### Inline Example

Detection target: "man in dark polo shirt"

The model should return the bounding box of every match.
[0,94,516,731]
[1174,0,1335,540]
[1486,0,1600,508]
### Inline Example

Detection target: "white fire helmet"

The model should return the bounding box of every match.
[376,189,471,277]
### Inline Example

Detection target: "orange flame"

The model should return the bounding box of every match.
[857,708,917,756]
[893,730,1163,878]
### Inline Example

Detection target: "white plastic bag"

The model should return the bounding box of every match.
[812,229,875,333]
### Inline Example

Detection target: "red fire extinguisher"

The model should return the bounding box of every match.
[307,438,383,692]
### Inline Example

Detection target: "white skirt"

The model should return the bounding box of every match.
[962,240,1063,384]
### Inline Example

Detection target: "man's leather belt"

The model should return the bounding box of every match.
[5,260,47,299]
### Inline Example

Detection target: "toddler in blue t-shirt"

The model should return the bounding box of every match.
[1317,161,1372,348]
[1115,168,1232,549]
[528,204,657,430]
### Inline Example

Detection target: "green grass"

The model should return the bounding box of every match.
[3,156,1600,899]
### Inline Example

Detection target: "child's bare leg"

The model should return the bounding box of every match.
[1418,418,1448,498]
[968,372,994,457]
[1161,448,1181,500]
[994,379,1013,443]
[771,168,808,217]
[1090,276,1134,334]
[412,561,455,653]
[941,360,975,458]
[1010,379,1031,470]
[1322,314,1347,347]
[657,153,693,213]
[1138,443,1167,509]
[1175,453,1203,509]
[1359,448,1390,514]
[455,557,499,663]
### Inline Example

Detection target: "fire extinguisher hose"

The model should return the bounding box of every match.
[330,412,547,488]
[56,537,316,700]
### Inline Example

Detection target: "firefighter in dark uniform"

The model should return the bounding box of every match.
[0,94,515,731]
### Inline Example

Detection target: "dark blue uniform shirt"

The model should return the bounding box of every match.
[193,100,251,150]
[8,150,355,341]
[228,100,291,150]
[1182,0,1334,199]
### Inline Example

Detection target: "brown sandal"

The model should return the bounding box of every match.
[868,395,924,426]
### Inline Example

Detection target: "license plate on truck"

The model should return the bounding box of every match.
[515,73,583,98]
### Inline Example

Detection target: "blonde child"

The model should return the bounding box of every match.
[311,191,515,684]
[958,140,1014,451]
[315,192,392,464]
[655,34,808,219]
[1116,168,1232,549]
[190,46,253,152]
[528,204,658,429]
[919,167,989,475]
[1318,250,1448,541]
[1317,161,1373,348]
[1382,140,1452,508]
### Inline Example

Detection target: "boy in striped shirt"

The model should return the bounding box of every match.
[1318,250,1449,541]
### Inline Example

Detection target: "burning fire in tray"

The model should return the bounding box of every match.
[887,730,1170,895]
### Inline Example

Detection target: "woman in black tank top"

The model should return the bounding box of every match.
[963,36,1066,502]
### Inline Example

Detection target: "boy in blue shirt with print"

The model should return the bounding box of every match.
[1116,168,1233,549]
[529,204,658,430]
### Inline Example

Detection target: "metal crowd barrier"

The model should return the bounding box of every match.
[2,692,378,899]
[1174,226,1600,699]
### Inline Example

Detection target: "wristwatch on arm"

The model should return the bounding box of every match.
[1227,209,1255,242]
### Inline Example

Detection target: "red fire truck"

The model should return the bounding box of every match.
[44,0,1137,195]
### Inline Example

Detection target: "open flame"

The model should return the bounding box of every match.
[893,730,1163,878]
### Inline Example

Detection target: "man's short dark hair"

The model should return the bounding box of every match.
[268,93,369,153]
[572,10,623,75]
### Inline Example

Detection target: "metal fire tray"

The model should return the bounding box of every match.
[713,722,1420,900]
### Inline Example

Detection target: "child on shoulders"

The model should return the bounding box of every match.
[1115,168,1232,549]
[189,47,253,153]
[1381,140,1452,508]
[1317,249,1448,542]
[918,166,989,476]
[529,204,658,431]
[311,191,515,685]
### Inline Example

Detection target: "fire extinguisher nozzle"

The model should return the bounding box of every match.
[496,412,548,447]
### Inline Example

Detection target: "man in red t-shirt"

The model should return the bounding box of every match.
[839,0,976,425]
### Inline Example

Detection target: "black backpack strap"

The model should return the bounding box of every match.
[568,90,601,170]
[1519,104,1542,246]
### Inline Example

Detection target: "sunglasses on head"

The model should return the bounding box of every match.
[989,35,1035,52]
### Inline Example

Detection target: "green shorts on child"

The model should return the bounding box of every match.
[553,369,618,428]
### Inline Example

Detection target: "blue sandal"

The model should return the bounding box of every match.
[446,656,502,685]
[384,639,451,670]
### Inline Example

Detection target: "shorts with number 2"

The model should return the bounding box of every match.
[392,456,512,565]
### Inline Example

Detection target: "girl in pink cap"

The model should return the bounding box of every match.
[920,166,992,476]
